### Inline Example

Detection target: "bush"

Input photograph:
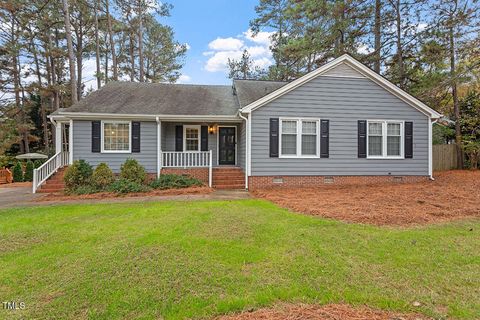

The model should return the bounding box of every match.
[0,156,16,169]
[33,159,44,168]
[64,160,93,191]
[120,158,146,184]
[71,185,99,195]
[24,160,34,182]
[107,178,150,194]
[12,162,23,182]
[150,174,203,190]
[92,163,115,190]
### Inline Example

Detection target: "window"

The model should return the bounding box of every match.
[102,121,130,152]
[367,120,403,158]
[184,125,200,151]
[280,118,319,157]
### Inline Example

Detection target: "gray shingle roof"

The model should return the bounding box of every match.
[233,79,288,107]
[61,80,288,116]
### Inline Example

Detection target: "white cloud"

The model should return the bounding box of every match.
[208,37,244,51]
[357,44,373,55]
[185,43,191,50]
[203,29,275,74]
[177,74,191,83]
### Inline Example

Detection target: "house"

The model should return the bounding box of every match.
[37,54,442,192]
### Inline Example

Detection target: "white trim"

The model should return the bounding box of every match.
[429,118,435,179]
[183,125,201,152]
[55,122,62,153]
[247,113,252,176]
[217,125,238,166]
[68,120,73,164]
[366,120,404,159]
[52,112,242,122]
[101,120,132,153]
[238,112,249,189]
[278,117,320,158]
[240,54,442,119]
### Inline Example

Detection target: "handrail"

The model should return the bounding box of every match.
[32,151,69,193]
[160,150,212,188]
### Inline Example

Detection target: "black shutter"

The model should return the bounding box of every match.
[91,121,101,153]
[270,118,279,157]
[320,120,329,158]
[404,121,413,158]
[201,126,208,151]
[132,122,140,153]
[175,125,183,151]
[358,120,367,158]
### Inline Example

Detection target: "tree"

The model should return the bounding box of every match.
[62,0,78,104]
[227,50,266,80]
[12,162,23,182]
[459,91,480,169]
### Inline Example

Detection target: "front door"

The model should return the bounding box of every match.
[218,127,236,165]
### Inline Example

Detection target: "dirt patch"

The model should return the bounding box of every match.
[0,182,32,188]
[217,303,428,320]
[252,170,480,226]
[36,186,213,202]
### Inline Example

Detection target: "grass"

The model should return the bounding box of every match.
[0,199,479,320]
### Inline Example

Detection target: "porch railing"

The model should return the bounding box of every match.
[161,150,212,187]
[33,151,69,193]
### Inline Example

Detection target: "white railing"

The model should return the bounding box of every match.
[32,151,69,193]
[161,150,212,187]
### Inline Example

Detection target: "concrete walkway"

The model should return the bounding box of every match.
[0,186,250,209]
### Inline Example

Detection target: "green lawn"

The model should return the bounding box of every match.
[0,200,479,320]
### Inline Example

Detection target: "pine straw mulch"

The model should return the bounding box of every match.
[252,170,480,226]
[216,303,428,320]
[36,186,213,202]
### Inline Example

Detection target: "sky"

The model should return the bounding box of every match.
[80,0,273,91]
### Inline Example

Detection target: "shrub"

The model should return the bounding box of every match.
[33,159,44,168]
[107,178,150,194]
[64,160,93,191]
[71,185,99,195]
[0,156,16,169]
[120,158,146,184]
[150,174,203,190]
[24,160,34,182]
[92,163,115,190]
[12,162,23,182]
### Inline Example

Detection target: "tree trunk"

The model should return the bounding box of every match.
[94,0,101,89]
[449,24,463,168]
[129,32,135,81]
[106,0,118,81]
[75,11,84,99]
[395,0,405,88]
[138,2,145,82]
[373,0,381,73]
[62,0,78,104]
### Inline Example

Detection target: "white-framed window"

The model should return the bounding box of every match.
[183,125,200,152]
[101,121,131,153]
[367,120,404,159]
[279,118,320,158]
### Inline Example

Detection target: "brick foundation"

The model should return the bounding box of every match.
[248,175,430,190]
[160,168,209,184]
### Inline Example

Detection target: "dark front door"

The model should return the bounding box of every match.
[218,127,236,165]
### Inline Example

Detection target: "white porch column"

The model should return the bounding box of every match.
[69,119,73,164]
[156,117,162,178]
[55,123,62,153]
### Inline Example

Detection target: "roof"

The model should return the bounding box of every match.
[62,82,239,116]
[233,79,288,107]
[239,54,443,119]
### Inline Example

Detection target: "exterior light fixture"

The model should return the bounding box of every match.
[208,125,215,134]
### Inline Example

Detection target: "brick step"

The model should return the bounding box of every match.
[213,172,244,177]
[42,183,65,188]
[213,178,244,184]
[37,188,64,193]
[214,184,245,189]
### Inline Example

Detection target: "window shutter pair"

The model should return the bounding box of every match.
[91,121,140,153]
[175,125,208,151]
[269,118,330,158]
[357,120,413,158]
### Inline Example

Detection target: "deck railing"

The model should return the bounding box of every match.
[161,150,212,187]
[33,151,69,193]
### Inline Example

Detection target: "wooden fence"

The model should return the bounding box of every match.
[433,144,458,171]
[0,168,13,184]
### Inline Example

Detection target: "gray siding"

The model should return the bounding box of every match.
[161,122,243,168]
[72,120,157,173]
[251,76,429,176]
[238,121,246,170]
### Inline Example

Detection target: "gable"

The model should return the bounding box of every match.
[241,54,441,119]
[321,62,366,78]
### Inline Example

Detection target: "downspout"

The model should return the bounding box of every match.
[429,118,439,181]
[238,112,249,190]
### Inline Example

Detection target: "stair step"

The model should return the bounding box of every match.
[214,185,245,189]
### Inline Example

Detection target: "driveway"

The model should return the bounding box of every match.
[0,184,42,209]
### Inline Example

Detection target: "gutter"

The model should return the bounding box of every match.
[429,118,439,181]
[238,112,249,190]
